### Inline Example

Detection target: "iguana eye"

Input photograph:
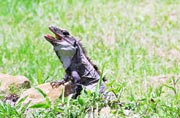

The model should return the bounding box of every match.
[62,30,70,35]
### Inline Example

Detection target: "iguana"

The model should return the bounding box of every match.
[44,26,106,97]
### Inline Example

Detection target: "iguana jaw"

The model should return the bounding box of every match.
[44,26,63,43]
[44,34,56,42]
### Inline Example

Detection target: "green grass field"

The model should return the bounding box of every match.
[0,0,180,117]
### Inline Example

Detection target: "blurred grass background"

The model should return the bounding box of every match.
[0,0,180,116]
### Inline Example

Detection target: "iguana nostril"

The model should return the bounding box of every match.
[54,27,57,31]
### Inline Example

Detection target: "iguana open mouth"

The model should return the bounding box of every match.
[44,26,63,42]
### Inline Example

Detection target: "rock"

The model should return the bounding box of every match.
[99,106,112,117]
[0,73,30,97]
[123,109,140,118]
[18,82,75,106]
[123,109,131,116]
[85,106,112,118]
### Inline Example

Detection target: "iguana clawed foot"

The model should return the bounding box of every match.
[50,80,65,88]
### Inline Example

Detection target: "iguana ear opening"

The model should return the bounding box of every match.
[73,41,77,47]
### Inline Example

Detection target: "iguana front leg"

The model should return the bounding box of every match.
[50,71,81,89]
[71,70,81,84]
[50,74,71,88]
[70,70,82,98]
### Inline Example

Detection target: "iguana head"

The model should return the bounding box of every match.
[44,25,76,44]
[44,26,77,69]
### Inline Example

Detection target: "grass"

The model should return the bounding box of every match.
[0,0,180,117]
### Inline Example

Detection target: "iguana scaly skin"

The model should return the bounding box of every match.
[44,26,105,97]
